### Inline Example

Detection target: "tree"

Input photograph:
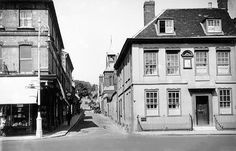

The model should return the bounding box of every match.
[74,80,92,98]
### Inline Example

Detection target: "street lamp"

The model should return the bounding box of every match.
[36,18,50,138]
[36,18,42,138]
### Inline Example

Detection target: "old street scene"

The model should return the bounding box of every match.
[1,0,236,151]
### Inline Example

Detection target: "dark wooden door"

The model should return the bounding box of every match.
[196,96,209,126]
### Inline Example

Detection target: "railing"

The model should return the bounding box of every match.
[136,115,143,131]
[189,114,193,131]
[214,115,224,130]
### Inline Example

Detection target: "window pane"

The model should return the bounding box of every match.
[196,51,208,74]
[20,10,32,27]
[144,51,158,75]
[160,21,165,33]
[20,60,32,72]
[167,52,179,75]
[20,46,31,58]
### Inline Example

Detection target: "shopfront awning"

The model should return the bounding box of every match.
[0,77,38,104]
[57,79,70,106]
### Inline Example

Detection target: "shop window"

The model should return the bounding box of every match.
[19,10,33,28]
[166,51,180,75]
[168,90,181,116]
[195,51,208,75]
[145,90,159,116]
[219,89,232,115]
[19,45,32,73]
[144,51,158,75]
[217,51,230,75]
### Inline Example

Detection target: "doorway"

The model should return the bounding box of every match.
[196,96,209,126]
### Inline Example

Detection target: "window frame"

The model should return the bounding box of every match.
[166,50,180,76]
[144,50,158,76]
[167,89,181,116]
[19,45,33,74]
[216,50,231,75]
[218,88,233,115]
[144,89,159,117]
[206,19,222,33]
[157,19,174,34]
[0,45,2,72]
[19,10,33,28]
[195,50,209,75]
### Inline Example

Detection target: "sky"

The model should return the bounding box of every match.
[53,0,218,84]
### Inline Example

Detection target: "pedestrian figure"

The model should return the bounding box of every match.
[66,110,72,126]
[0,116,6,136]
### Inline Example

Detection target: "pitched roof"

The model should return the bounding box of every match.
[115,8,236,69]
[135,8,236,38]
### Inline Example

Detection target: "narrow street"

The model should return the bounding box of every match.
[1,110,236,151]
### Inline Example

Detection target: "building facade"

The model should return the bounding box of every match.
[114,1,236,132]
[99,52,117,117]
[0,0,73,135]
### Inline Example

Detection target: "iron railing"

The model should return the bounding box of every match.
[189,114,193,131]
[214,115,224,130]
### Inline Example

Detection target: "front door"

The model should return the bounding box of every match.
[196,96,209,126]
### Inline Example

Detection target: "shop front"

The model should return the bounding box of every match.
[0,76,38,135]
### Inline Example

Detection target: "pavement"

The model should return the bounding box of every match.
[0,111,85,141]
[1,109,236,142]
[134,129,236,136]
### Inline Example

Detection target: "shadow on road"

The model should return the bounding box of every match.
[69,114,98,132]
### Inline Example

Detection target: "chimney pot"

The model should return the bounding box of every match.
[208,2,213,8]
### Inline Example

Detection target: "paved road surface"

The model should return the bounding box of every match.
[1,111,236,151]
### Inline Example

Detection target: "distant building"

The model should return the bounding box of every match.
[113,0,236,132]
[0,0,74,135]
[218,0,236,19]
[99,52,117,116]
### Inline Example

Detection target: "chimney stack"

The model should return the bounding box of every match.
[217,0,228,11]
[208,2,213,8]
[144,0,155,26]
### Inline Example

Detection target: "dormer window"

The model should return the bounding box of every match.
[206,19,222,33]
[158,20,174,34]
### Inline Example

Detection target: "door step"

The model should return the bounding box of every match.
[193,126,217,131]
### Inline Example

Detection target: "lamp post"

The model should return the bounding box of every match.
[36,18,42,138]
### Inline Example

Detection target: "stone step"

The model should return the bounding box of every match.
[193,126,217,131]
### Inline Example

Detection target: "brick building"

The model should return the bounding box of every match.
[0,0,74,135]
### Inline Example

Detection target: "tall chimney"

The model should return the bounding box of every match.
[208,2,213,8]
[144,0,155,26]
[217,0,228,11]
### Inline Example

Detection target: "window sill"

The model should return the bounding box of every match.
[157,32,176,36]
[217,74,232,76]
[205,31,224,36]
[144,74,159,77]
[17,27,35,31]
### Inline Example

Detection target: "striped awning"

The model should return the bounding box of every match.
[0,77,37,104]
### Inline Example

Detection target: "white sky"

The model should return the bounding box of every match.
[54,0,217,84]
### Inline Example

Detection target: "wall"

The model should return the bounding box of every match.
[131,42,236,131]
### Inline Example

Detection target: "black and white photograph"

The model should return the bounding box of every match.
[0,0,236,150]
